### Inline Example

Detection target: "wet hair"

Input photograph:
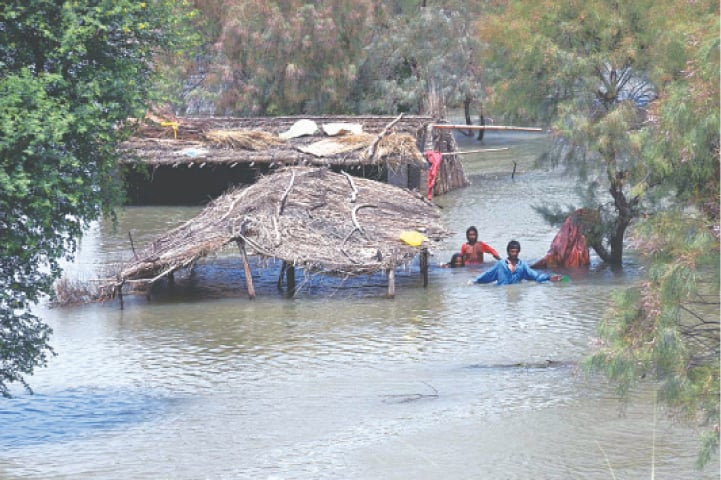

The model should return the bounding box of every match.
[449,253,464,267]
[506,240,521,252]
[466,226,478,238]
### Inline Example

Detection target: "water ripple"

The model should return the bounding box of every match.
[0,387,174,449]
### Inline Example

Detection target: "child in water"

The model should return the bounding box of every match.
[441,253,465,268]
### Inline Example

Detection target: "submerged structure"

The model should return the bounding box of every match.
[102,166,450,302]
[120,114,468,204]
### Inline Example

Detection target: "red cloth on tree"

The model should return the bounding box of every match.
[532,212,591,269]
[424,150,443,200]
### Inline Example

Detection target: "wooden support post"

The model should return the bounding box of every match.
[387,268,396,299]
[277,261,287,289]
[117,284,124,310]
[236,239,256,299]
[420,247,429,288]
[286,264,296,296]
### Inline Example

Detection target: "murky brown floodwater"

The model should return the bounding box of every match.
[1,131,716,479]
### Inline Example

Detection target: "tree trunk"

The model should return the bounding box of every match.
[458,96,473,137]
[590,180,638,265]
[476,112,485,142]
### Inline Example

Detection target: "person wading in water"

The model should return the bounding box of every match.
[461,226,501,266]
[470,240,562,285]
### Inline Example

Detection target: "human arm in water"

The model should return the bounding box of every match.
[519,262,563,282]
[479,241,502,260]
[471,260,502,284]
[470,260,563,284]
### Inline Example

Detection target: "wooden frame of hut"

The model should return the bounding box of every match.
[119,114,468,204]
[102,166,450,304]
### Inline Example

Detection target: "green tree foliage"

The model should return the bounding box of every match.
[355,1,485,116]
[589,213,719,468]
[482,0,719,467]
[189,1,487,116]
[586,3,720,468]
[0,0,199,397]
[203,0,377,115]
[481,0,666,264]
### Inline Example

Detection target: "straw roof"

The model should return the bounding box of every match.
[120,115,433,169]
[108,166,449,294]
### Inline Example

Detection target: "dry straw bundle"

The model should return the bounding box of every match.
[369,133,426,168]
[203,129,286,150]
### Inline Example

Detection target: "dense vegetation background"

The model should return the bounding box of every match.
[1,0,718,467]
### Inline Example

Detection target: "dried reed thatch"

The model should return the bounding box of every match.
[369,133,426,169]
[202,129,286,150]
[297,132,425,168]
[120,115,436,169]
[104,166,450,297]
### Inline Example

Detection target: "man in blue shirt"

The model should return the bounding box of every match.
[471,240,562,285]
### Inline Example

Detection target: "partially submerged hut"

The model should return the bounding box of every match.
[120,114,468,204]
[103,166,450,302]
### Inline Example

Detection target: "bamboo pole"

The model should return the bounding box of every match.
[236,239,256,299]
[441,147,509,156]
[431,124,544,132]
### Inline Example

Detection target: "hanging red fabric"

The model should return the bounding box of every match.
[424,150,443,200]
[531,209,592,269]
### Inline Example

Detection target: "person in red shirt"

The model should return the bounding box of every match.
[461,226,501,265]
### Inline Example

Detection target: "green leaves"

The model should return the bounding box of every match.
[485,1,719,466]
[0,0,197,396]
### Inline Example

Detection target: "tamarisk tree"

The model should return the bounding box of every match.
[481,0,661,264]
[482,0,719,467]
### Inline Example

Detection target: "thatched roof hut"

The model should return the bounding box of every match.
[121,114,430,168]
[104,166,450,301]
[119,114,468,204]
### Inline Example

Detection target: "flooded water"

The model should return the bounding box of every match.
[1,133,716,479]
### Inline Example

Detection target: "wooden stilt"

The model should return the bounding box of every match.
[387,268,396,299]
[236,239,256,299]
[277,261,287,289]
[286,264,296,296]
[117,284,124,310]
[420,247,429,288]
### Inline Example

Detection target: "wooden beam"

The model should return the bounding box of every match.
[431,124,544,132]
